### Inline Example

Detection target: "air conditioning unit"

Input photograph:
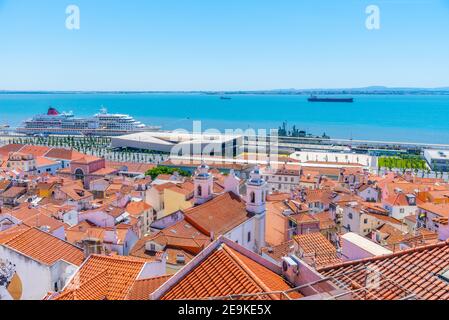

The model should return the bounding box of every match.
[282,256,300,284]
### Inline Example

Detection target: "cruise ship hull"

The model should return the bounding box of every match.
[16,126,160,136]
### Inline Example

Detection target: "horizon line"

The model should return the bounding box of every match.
[1,86,449,94]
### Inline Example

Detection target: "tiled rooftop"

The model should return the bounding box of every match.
[293,232,341,268]
[126,275,172,300]
[160,240,302,300]
[57,254,151,300]
[0,225,84,266]
[261,240,295,263]
[184,192,250,236]
[318,240,449,300]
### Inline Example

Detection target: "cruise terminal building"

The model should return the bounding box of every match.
[111,131,244,157]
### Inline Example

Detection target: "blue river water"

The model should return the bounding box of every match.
[0,93,448,144]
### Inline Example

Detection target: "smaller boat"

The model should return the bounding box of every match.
[220,96,232,100]
[308,95,354,103]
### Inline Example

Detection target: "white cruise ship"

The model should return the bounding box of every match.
[17,107,160,136]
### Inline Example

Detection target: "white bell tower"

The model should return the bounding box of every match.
[194,162,213,205]
[246,166,267,215]
[245,166,267,252]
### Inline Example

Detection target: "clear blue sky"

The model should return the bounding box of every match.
[0,0,448,91]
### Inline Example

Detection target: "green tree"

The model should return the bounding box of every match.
[145,166,191,180]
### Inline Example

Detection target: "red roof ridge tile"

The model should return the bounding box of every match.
[88,253,152,264]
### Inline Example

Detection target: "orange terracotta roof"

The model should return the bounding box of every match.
[126,201,152,216]
[404,214,417,223]
[165,182,194,196]
[365,215,401,229]
[375,224,408,250]
[161,243,302,300]
[152,220,210,250]
[129,238,170,262]
[266,192,291,202]
[37,181,57,190]
[425,190,449,201]
[360,202,390,215]
[400,228,439,247]
[8,205,40,220]
[418,202,449,218]
[261,240,295,263]
[290,212,318,224]
[92,167,118,176]
[35,156,58,167]
[293,232,341,267]
[0,225,84,266]
[155,174,173,181]
[22,212,65,232]
[57,254,150,300]
[184,192,249,236]
[315,211,336,230]
[1,186,26,198]
[305,189,333,205]
[153,182,177,193]
[384,192,419,207]
[44,148,85,161]
[105,161,156,174]
[60,186,93,201]
[19,145,51,157]
[318,240,449,300]
[130,219,210,264]
[71,155,102,164]
[384,182,446,198]
[126,275,172,300]
[0,144,24,157]
[0,180,11,191]
[56,269,110,300]
[66,221,106,244]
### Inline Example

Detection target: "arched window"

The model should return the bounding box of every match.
[74,168,84,180]
[197,185,202,197]
[250,191,256,204]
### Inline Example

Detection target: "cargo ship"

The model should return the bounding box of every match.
[17,107,161,136]
[308,95,354,103]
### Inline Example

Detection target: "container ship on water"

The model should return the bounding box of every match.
[16,107,161,136]
[307,95,354,103]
